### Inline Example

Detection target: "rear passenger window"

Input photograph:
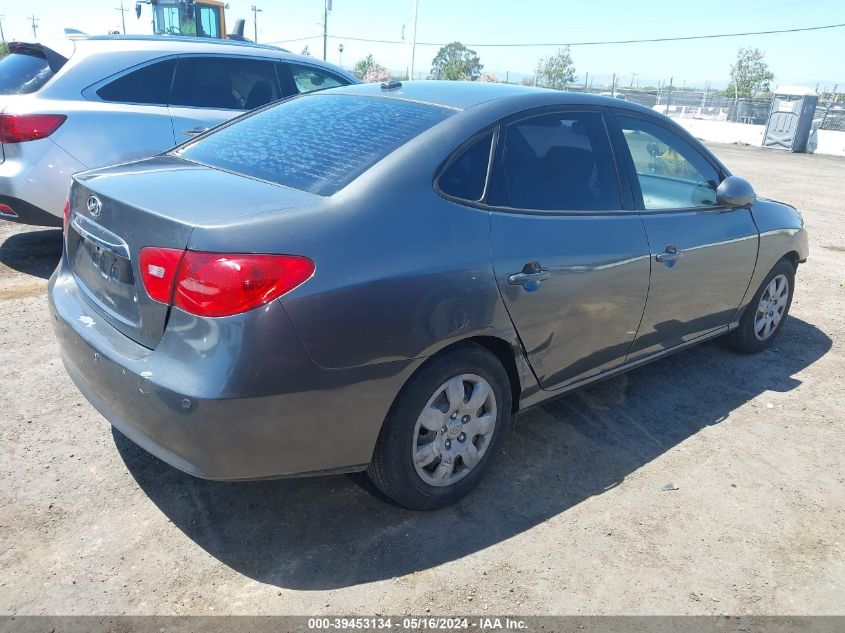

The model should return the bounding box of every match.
[96,59,175,105]
[170,57,280,110]
[288,65,346,94]
[489,112,621,212]
[438,132,493,202]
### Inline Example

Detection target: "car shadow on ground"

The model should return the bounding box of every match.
[115,316,830,590]
[0,229,62,279]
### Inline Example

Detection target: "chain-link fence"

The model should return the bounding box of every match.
[555,85,845,130]
[815,104,845,131]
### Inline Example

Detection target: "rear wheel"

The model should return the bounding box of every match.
[368,344,512,510]
[724,258,795,354]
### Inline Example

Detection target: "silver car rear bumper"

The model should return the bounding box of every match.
[0,137,86,225]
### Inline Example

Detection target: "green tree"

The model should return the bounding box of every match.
[727,47,775,97]
[431,41,483,81]
[534,47,576,90]
[353,54,377,79]
[352,54,389,83]
[300,45,312,57]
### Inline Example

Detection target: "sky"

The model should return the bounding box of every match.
[1,0,844,90]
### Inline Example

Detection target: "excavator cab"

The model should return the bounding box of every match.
[136,0,226,39]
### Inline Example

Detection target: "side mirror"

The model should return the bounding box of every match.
[716,176,756,209]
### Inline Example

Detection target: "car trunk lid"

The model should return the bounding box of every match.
[67,155,317,349]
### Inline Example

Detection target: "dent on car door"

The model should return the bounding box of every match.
[487,110,651,390]
[168,55,283,141]
[70,58,178,167]
[613,113,759,360]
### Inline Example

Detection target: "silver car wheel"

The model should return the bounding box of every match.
[411,373,497,487]
[754,273,789,341]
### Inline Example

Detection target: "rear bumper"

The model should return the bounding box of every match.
[0,137,85,226]
[48,257,416,480]
[0,194,62,227]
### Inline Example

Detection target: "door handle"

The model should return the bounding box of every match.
[182,127,209,137]
[508,261,551,290]
[655,245,683,263]
[508,271,551,285]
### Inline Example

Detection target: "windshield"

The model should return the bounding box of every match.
[0,52,54,95]
[175,94,454,196]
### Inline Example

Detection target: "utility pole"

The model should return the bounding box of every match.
[584,71,588,93]
[408,0,419,81]
[0,15,6,45]
[115,1,128,34]
[666,75,673,115]
[629,72,638,88]
[251,5,262,43]
[338,43,344,68]
[323,0,332,61]
[28,14,39,40]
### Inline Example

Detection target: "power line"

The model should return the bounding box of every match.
[271,34,320,44]
[267,21,845,48]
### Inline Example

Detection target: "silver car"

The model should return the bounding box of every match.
[0,34,356,226]
[50,82,808,510]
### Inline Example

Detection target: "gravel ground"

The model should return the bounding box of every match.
[0,143,843,616]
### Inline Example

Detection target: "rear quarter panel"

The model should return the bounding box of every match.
[186,114,522,371]
[190,183,518,370]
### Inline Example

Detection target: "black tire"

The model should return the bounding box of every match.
[367,343,513,510]
[724,257,795,354]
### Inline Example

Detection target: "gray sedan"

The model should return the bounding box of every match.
[49,81,808,509]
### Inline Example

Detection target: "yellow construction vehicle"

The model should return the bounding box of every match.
[135,0,246,40]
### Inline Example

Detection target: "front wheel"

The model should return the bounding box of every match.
[724,258,795,354]
[367,344,512,510]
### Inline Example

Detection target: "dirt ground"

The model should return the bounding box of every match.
[0,143,843,616]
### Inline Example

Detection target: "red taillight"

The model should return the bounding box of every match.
[0,204,18,219]
[62,199,70,234]
[139,248,314,318]
[0,114,67,143]
[139,247,186,304]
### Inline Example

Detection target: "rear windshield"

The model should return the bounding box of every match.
[174,94,454,196]
[0,53,54,95]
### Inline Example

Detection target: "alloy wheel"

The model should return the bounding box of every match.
[754,273,789,341]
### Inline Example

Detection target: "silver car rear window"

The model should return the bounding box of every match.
[0,53,54,95]
[174,94,454,196]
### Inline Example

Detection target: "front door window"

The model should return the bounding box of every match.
[618,115,720,210]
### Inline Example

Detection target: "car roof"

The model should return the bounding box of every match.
[60,34,355,78]
[40,34,359,84]
[69,33,292,55]
[327,80,655,113]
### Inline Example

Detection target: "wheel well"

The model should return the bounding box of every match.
[428,336,522,413]
[783,251,800,271]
